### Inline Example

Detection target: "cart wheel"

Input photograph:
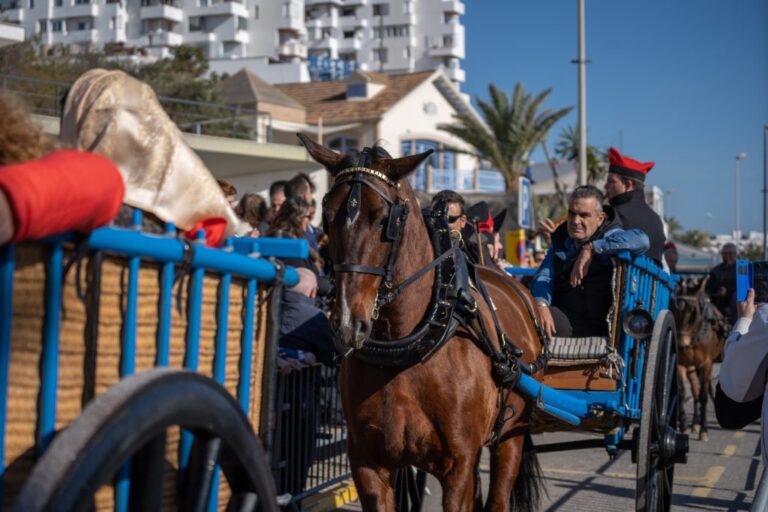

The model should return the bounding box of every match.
[13,368,278,512]
[394,466,427,512]
[634,310,689,512]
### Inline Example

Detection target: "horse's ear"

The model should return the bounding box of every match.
[387,150,434,182]
[297,133,344,172]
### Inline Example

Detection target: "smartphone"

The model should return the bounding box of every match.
[736,259,750,302]
[735,259,768,303]
[753,261,768,304]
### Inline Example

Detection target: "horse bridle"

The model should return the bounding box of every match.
[324,166,410,315]
[325,165,456,322]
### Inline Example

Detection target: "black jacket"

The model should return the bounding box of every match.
[706,262,738,323]
[609,189,666,264]
[549,206,622,337]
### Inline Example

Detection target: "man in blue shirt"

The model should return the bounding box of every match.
[532,186,649,338]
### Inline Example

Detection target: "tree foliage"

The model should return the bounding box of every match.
[664,216,684,240]
[438,82,572,191]
[678,229,712,249]
[741,242,764,261]
[554,124,607,185]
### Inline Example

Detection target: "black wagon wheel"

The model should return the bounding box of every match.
[634,310,688,512]
[13,368,278,512]
[394,466,427,512]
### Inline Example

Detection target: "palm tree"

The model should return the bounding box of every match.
[438,82,572,192]
[554,124,607,185]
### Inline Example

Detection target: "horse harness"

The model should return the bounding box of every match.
[325,165,549,387]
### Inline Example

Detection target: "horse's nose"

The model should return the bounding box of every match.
[352,319,372,348]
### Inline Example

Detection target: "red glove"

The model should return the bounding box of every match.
[0,150,124,242]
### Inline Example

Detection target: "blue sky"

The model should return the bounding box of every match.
[462,1,768,236]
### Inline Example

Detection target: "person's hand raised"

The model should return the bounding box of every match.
[738,288,757,320]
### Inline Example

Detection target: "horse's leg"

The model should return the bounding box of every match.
[485,433,525,512]
[699,363,713,442]
[440,452,482,512]
[687,367,702,435]
[352,465,394,512]
[677,364,690,434]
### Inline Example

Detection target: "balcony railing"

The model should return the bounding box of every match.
[411,167,505,194]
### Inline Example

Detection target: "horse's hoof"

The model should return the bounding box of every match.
[691,424,700,435]
[699,431,709,442]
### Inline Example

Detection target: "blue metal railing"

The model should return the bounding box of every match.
[0,225,308,508]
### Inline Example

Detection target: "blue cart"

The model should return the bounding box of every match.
[508,254,688,512]
[0,214,307,511]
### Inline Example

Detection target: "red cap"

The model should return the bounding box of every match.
[664,241,677,252]
[608,147,655,182]
[477,212,494,234]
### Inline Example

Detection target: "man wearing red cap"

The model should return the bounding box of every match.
[604,147,666,264]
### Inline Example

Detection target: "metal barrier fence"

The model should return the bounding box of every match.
[0,73,273,142]
[271,364,351,508]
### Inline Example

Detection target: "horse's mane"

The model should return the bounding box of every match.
[0,91,59,165]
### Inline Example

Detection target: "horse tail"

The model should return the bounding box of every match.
[511,431,546,512]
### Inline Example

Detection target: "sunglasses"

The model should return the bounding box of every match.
[447,214,463,223]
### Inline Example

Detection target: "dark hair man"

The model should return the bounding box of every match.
[431,189,466,234]
[268,180,287,219]
[284,173,315,205]
[706,242,739,323]
[603,147,666,264]
[532,185,650,338]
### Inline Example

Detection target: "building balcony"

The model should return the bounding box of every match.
[140,4,183,23]
[306,0,343,5]
[278,14,304,33]
[310,36,338,52]
[338,36,360,51]
[55,3,99,18]
[339,15,366,28]
[278,40,307,59]
[0,8,23,23]
[184,30,216,43]
[443,65,464,82]
[144,30,182,46]
[220,22,249,43]
[52,28,97,44]
[442,0,465,15]
[192,0,247,19]
[427,24,465,59]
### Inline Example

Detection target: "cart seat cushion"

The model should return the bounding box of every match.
[548,336,611,361]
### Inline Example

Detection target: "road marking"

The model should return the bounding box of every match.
[723,444,737,457]
[691,466,725,498]
[540,467,708,483]
[735,431,746,439]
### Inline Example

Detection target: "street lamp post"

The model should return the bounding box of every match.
[576,0,587,186]
[735,152,747,240]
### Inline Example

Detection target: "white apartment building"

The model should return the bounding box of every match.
[0,0,465,84]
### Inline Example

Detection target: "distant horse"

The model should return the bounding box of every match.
[673,276,729,442]
[298,134,545,511]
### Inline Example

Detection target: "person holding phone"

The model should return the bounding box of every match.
[716,288,768,465]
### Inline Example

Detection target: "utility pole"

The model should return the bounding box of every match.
[764,125,768,258]
[735,152,747,240]
[576,0,588,186]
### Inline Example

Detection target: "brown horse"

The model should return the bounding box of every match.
[298,135,545,511]
[673,276,729,442]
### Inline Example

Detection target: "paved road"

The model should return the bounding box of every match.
[340,373,763,510]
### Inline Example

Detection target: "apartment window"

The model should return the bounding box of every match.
[442,34,454,47]
[28,0,33,8]
[74,0,90,5]
[340,6,355,17]
[282,1,292,18]
[37,18,46,32]
[443,12,455,24]
[342,30,354,39]
[51,19,62,31]
[54,0,62,7]
[372,47,387,63]
[76,20,88,30]
[373,24,409,39]
[372,3,388,16]
[253,5,258,19]
[189,15,202,31]
[237,15,247,30]
[403,0,412,14]
[320,26,333,38]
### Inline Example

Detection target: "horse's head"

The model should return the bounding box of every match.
[674,276,708,345]
[297,134,433,352]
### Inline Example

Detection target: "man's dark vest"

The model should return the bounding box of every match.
[609,189,665,264]
[550,207,621,337]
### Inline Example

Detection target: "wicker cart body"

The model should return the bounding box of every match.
[0,218,306,511]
